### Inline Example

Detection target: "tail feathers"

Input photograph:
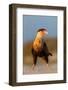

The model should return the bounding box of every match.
[49,52,52,56]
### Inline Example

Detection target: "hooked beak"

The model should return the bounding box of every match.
[44,31,48,35]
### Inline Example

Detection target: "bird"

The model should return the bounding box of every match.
[32,28,52,69]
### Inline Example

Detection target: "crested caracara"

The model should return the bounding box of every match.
[32,28,52,68]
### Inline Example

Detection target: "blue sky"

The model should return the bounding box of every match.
[23,15,57,43]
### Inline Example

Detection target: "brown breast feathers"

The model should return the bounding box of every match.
[33,38,43,52]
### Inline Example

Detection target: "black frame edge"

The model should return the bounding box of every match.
[64,7,66,83]
[9,3,66,10]
[9,4,13,86]
[9,4,16,86]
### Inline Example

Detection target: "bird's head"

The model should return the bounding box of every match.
[36,28,48,38]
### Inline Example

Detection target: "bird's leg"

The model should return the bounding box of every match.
[32,55,37,70]
[44,56,49,67]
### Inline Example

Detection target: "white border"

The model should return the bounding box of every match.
[16,8,64,82]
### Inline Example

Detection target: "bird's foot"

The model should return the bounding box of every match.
[32,64,35,70]
[32,64,38,72]
[46,63,48,67]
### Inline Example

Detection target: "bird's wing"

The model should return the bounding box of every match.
[43,40,49,53]
[43,41,53,56]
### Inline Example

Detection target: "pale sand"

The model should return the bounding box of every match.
[23,53,57,75]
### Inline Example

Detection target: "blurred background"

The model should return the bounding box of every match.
[23,15,57,74]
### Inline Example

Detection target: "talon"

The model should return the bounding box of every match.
[46,63,48,67]
[32,64,35,70]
